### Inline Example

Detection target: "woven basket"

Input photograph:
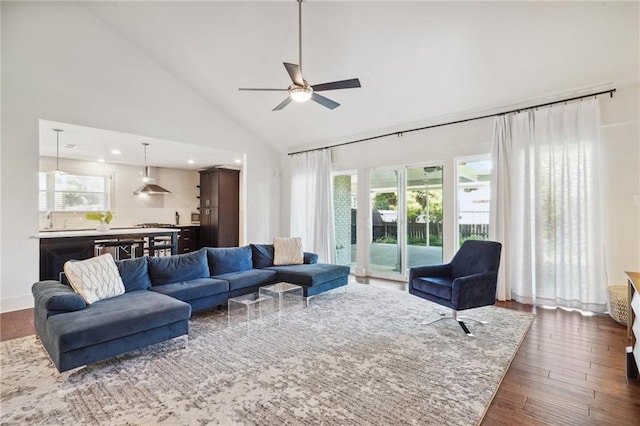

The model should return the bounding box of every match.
[608,285,629,326]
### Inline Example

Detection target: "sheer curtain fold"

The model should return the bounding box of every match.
[490,99,607,312]
[490,116,513,301]
[290,149,336,263]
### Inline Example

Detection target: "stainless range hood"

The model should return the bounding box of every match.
[134,183,171,195]
[134,144,171,195]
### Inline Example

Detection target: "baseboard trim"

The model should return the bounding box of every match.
[1,295,35,314]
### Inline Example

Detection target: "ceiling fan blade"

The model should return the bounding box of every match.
[283,62,304,87]
[239,88,288,91]
[312,78,361,92]
[311,93,340,110]
[273,97,293,111]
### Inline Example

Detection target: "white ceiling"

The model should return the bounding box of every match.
[39,119,243,170]
[72,1,638,154]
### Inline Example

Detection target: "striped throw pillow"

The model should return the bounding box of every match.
[64,253,125,304]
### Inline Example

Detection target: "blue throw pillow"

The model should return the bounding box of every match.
[116,257,152,292]
[251,244,274,269]
[148,248,210,285]
[207,246,253,276]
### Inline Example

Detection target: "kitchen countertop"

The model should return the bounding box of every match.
[36,227,180,239]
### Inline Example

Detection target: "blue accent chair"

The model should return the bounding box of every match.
[408,240,502,336]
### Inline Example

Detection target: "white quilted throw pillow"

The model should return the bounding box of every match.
[273,237,304,265]
[64,253,125,304]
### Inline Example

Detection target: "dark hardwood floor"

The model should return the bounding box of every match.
[2,287,639,424]
[0,308,35,341]
[483,301,640,425]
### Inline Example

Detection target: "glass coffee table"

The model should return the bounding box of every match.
[259,282,304,314]
[227,292,274,329]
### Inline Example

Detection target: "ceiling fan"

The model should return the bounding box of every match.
[239,0,361,111]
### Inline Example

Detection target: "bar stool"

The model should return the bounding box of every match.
[153,236,173,257]
[94,239,138,260]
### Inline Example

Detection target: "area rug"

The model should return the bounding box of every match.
[1,283,533,425]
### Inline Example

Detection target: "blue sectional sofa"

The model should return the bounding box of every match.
[32,245,349,372]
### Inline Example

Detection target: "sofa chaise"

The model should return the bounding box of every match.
[32,245,350,372]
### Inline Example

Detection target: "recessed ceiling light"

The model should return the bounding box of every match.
[97,158,106,163]
[234,159,242,164]
[110,149,121,155]
[63,143,79,150]
[187,160,195,165]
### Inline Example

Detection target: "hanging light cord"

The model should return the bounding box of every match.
[53,129,63,171]
[142,142,150,180]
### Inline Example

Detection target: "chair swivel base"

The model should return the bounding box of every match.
[421,310,487,336]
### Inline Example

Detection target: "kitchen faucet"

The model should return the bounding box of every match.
[46,211,53,229]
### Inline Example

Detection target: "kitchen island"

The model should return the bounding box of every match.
[37,227,180,281]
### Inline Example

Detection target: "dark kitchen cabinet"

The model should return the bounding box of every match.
[199,168,239,247]
[40,238,95,281]
[176,225,200,253]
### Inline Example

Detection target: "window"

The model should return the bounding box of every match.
[456,157,491,246]
[39,172,110,212]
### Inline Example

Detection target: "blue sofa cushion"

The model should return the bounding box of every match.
[267,264,350,287]
[45,290,191,353]
[32,280,86,312]
[207,246,253,276]
[213,269,277,291]
[150,278,229,302]
[116,257,151,292]
[304,252,319,264]
[412,277,453,300]
[148,249,209,285]
[251,244,274,269]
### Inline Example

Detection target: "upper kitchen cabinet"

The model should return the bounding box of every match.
[199,168,240,247]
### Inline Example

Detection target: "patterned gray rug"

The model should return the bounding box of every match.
[1,284,533,425]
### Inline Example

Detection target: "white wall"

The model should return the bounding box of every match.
[281,84,640,287]
[600,82,640,286]
[1,2,281,312]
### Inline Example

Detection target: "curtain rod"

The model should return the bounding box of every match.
[287,88,616,156]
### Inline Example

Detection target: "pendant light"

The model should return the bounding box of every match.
[48,128,67,175]
[133,143,171,195]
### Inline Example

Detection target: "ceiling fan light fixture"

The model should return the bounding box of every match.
[289,86,313,102]
[238,0,360,111]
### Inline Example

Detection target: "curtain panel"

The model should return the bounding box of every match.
[491,99,607,312]
[290,149,336,263]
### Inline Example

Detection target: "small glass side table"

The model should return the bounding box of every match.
[259,282,304,317]
[227,292,274,329]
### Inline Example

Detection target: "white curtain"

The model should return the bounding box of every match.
[490,99,607,312]
[489,115,513,301]
[290,149,336,263]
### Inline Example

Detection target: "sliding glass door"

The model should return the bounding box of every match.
[406,165,443,269]
[369,169,403,277]
[332,172,357,271]
[368,164,443,279]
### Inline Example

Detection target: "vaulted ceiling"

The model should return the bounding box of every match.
[79,1,637,154]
